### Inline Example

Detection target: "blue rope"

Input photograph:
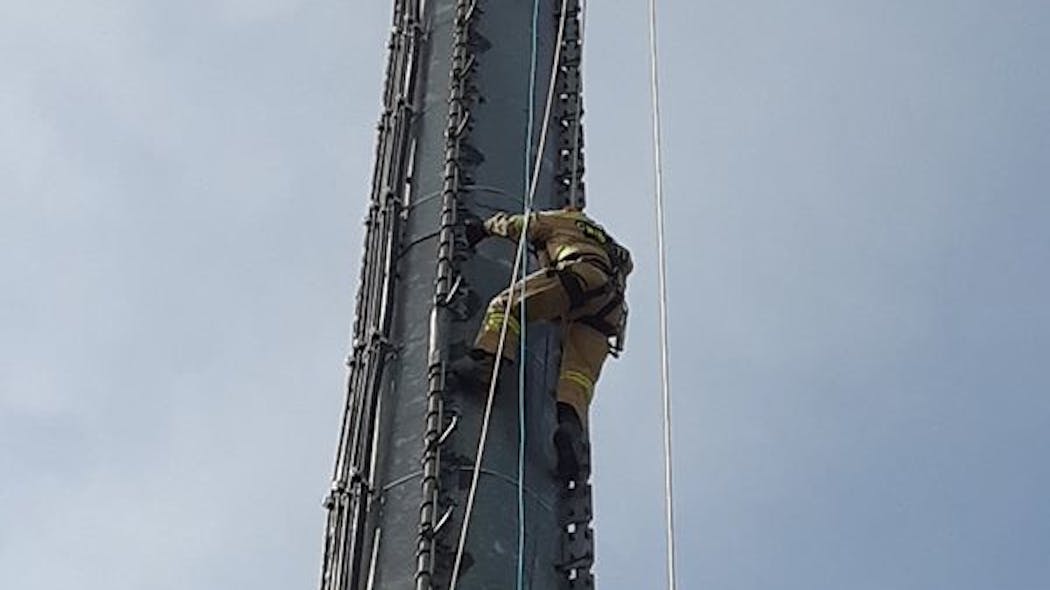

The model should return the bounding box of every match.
[518,0,541,588]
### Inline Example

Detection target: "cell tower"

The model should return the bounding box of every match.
[319,0,592,588]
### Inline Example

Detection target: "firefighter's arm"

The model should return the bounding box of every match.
[483,212,554,244]
[482,213,524,241]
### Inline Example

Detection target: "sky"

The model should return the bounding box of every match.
[2,1,1049,589]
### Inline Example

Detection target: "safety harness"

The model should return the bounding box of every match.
[551,240,630,357]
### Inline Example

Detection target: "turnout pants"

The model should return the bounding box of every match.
[474,260,622,427]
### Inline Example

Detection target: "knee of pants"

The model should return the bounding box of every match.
[483,291,521,326]
[475,298,522,357]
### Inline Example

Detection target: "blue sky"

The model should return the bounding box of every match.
[2,1,1049,588]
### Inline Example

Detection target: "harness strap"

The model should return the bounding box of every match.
[577,292,623,337]
[553,262,627,356]
[554,268,588,309]
[579,316,619,338]
[557,251,614,275]
[554,266,611,310]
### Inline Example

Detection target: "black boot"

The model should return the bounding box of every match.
[449,349,500,393]
[553,402,589,482]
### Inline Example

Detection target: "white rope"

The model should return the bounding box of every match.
[648,0,678,587]
[448,1,572,587]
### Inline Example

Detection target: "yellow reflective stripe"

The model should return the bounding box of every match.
[563,370,595,401]
[485,311,521,336]
[555,244,577,261]
[509,214,526,235]
[555,243,609,266]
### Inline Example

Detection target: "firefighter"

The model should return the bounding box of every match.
[453,205,632,480]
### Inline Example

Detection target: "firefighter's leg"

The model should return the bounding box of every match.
[553,322,610,480]
[557,322,610,430]
[452,269,570,392]
[473,268,570,362]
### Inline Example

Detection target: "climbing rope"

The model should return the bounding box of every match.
[648,0,678,587]
[448,0,573,587]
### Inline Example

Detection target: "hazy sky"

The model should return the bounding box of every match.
[3,1,1049,589]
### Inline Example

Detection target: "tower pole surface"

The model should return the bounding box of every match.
[319,0,593,589]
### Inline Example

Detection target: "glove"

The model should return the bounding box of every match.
[463,216,488,247]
